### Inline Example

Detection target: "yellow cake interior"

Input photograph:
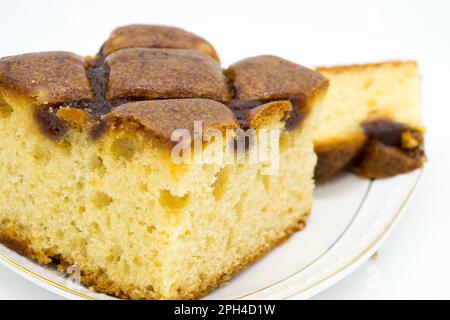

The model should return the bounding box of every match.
[0,91,317,299]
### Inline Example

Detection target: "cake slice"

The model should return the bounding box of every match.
[0,25,328,299]
[313,61,425,181]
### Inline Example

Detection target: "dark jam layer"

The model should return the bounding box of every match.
[361,119,424,158]
[361,119,405,146]
[35,56,140,140]
[34,108,68,140]
[354,119,425,178]
[315,119,425,182]
[84,57,112,116]
[227,100,264,128]
[36,56,305,140]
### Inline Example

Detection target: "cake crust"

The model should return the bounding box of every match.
[316,60,417,74]
[227,55,329,104]
[0,52,93,105]
[0,34,325,142]
[105,48,230,102]
[101,24,219,61]
[107,99,238,142]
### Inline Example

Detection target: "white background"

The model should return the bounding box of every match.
[0,0,449,299]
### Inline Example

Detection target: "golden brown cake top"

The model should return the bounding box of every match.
[105,48,230,102]
[108,99,238,141]
[226,55,329,103]
[0,52,93,105]
[101,24,219,60]
[0,24,329,142]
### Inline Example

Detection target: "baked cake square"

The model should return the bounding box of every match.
[0,25,328,299]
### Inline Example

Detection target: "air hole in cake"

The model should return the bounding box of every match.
[56,230,64,240]
[234,191,248,222]
[32,147,50,163]
[92,192,113,209]
[158,190,190,211]
[262,175,271,192]
[89,155,106,172]
[367,99,378,107]
[59,140,72,153]
[199,273,208,283]
[110,137,138,160]
[226,229,235,251]
[178,230,191,240]
[133,256,143,267]
[0,96,13,118]
[139,182,148,192]
[106,254,116,264]
[89,222,100,234]
[143,165,152,175]
[279,134,291,149]
[212,167,231,201]
[363,79,373,89]
[145,285,155,293]
[107,245,123,263]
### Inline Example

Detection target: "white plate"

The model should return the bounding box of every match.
[0,169,423,300]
